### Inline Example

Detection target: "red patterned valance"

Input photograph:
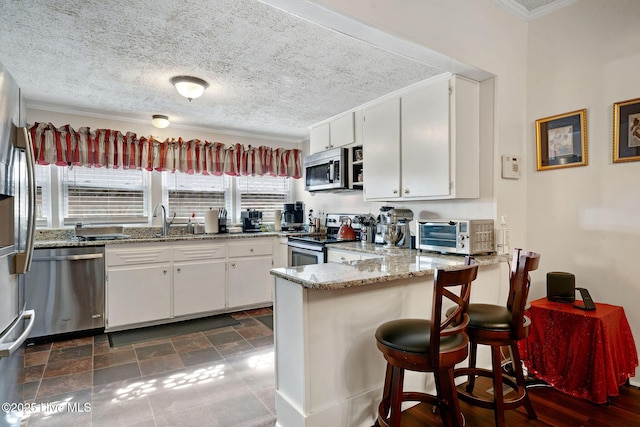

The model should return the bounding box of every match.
[28,122,302,178]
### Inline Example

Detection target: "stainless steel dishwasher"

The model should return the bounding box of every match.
[25,246,105,341]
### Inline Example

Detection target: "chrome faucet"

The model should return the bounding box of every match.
[152,203,175,236]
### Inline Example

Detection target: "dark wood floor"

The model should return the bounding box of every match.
[400,381,640,427]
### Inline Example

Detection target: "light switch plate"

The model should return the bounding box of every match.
[501,155,521,179]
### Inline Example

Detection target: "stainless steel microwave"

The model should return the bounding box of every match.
[416,219,494,255]
[304,147,348,192]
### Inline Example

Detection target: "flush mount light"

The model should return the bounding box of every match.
[151,114,170,128]
[170,76,209,101]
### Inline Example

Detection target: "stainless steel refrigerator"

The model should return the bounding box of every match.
[0,61,36,427]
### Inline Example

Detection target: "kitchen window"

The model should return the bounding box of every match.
[35,165,294,228]
[166,172,230,221]
[238,175,290,222]
[60,167,149,225]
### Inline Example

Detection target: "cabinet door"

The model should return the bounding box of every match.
[107,264,171,328]
[228,257,273,307]
[327,248,362,263]
[401,78,451,198]
[329,112,355,148]
[310,122,331,153]
[173,260,226,317]
[363,97,401,200]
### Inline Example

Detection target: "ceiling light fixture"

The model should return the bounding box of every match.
[170,76,209,101]
[151,114,170,128]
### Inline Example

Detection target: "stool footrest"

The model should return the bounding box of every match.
[453,367,527,410]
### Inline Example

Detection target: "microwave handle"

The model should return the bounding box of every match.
[328,160,334,183]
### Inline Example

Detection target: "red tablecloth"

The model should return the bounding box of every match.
[518,298,638,404]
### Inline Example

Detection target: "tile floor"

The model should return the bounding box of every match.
[20,308,276,427]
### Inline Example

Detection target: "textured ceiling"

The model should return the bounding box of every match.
[0,0,573,142]
[0,0,444,141]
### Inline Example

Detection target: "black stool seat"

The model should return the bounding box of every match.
[376,319,467,354]
[466,304,512,330]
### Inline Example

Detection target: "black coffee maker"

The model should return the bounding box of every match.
[241,209,262,232]
[282,201,305,231]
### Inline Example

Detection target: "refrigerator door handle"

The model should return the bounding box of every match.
[0,310,35,358]
[14,127,36,274]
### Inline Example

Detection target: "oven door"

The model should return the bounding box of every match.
[287,241,326,267]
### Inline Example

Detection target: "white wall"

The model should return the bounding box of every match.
[526,0,640,383]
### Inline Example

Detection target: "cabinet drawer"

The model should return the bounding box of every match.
[227,240,273,258]
[327,249,362,263]
[173,244,226,261]
[107,246,172,267]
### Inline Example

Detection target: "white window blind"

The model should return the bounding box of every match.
[61,167,149,225]
[34,164,51,227]
[238,175,290,222]
[167,172,228,221]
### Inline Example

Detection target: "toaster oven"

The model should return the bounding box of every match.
[416,219,494,255]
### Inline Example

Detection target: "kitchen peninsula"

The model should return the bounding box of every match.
[269,243,508,427]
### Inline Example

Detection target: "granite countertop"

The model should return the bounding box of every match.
[270,241,509,290]
[33,228,310,249]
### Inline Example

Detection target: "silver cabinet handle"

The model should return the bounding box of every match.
[0,310,36,358]
[404,189,410,194]
[176,268,181,273]
[231,263,236,268]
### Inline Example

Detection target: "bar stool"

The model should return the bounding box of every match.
[453,249,540,427]
[374,261,479,427]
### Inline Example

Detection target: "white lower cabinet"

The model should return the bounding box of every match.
[173,260,226,316]
[227,240,273,308]
[106,238,274,331]
[106,246,173,329]
[173,243,226,317]
[107,265,172,328]
[228,257,273,307]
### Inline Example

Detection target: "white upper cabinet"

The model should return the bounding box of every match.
[401,78,450,199]
[310,111,355,153]
[363,74,479,201]
[362,97,401,200]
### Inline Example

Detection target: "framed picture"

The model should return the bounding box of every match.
[613,97,640,163]
[535,109,588,171]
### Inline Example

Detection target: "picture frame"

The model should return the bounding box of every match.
[536,109,588,171]
[613,97,640,163]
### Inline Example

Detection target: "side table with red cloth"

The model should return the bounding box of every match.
[518,297,638,404]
